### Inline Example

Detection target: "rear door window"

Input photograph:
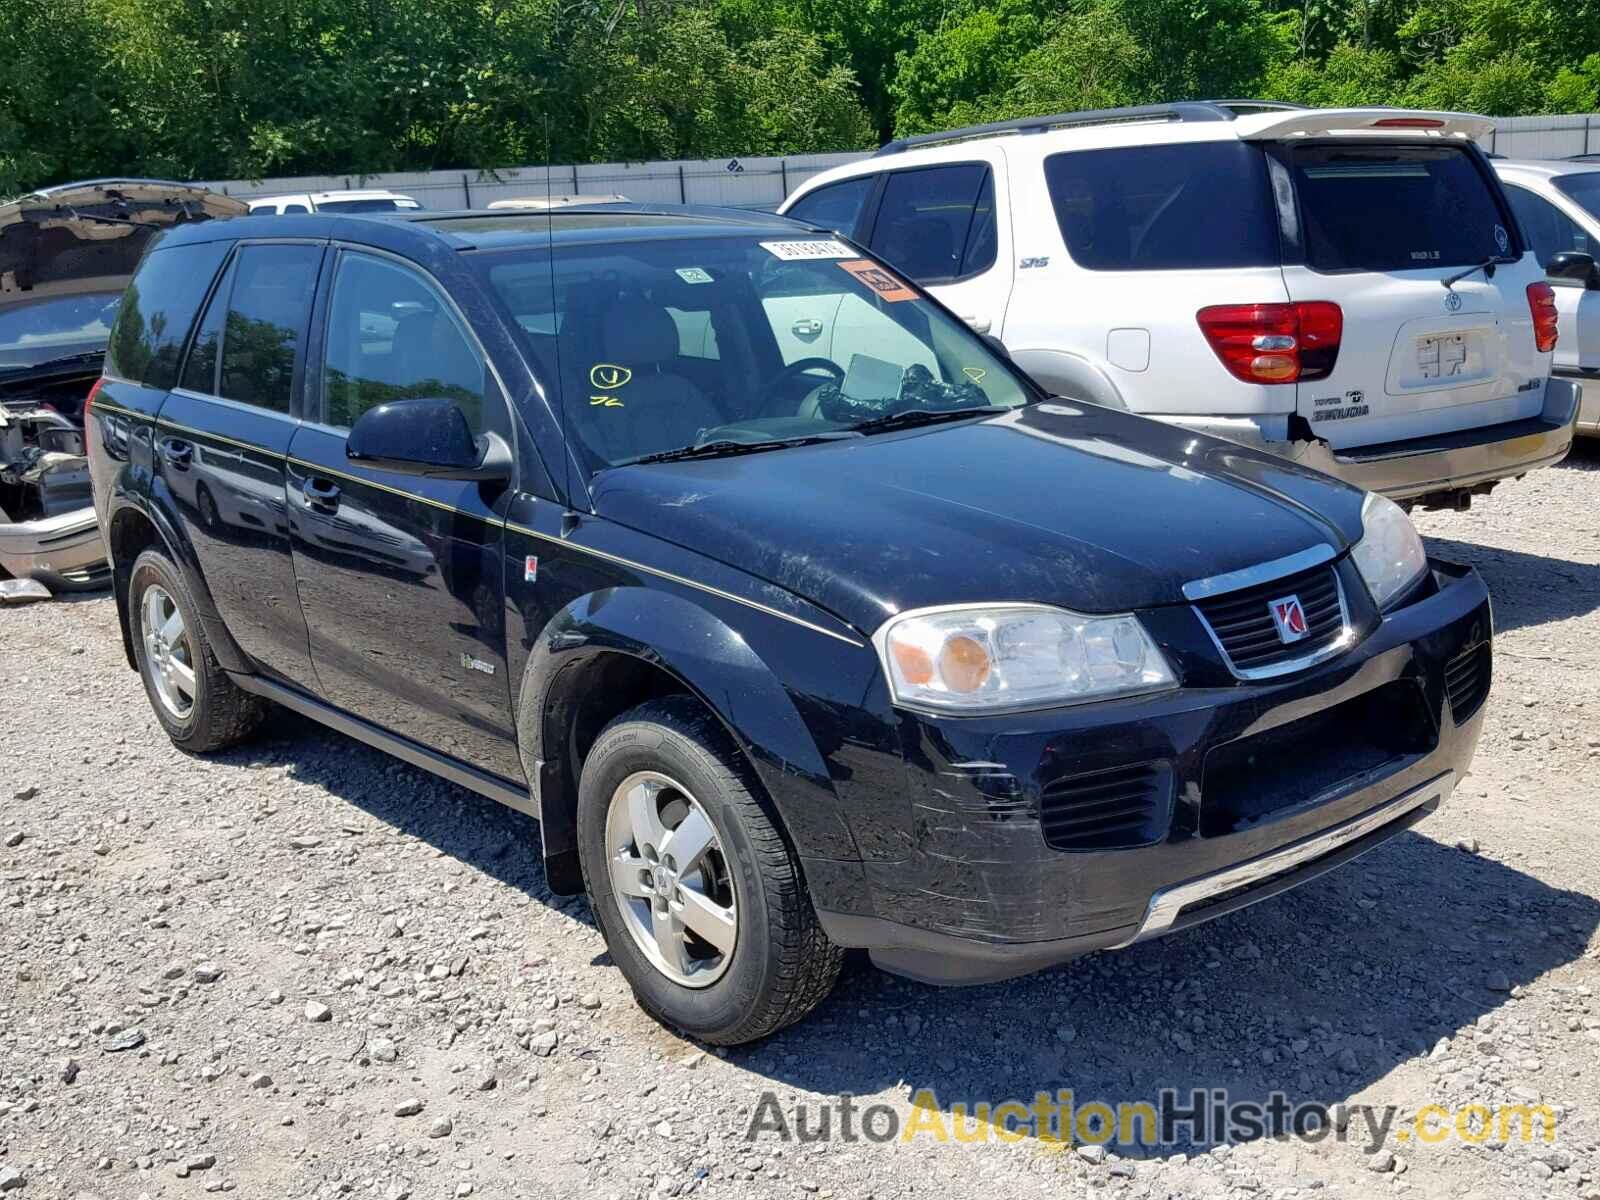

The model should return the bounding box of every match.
[1287,143,1515,273]
[105,240,231,387]
[868,164,996,283]
[216,244,322,414]
[1043,142,1278,271]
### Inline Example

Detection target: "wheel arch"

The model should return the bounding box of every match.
[105,496,249,675]
[515,588,857,895]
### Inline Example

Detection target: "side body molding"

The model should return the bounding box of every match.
[516,587,863,894]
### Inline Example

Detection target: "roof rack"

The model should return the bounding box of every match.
[874,101,1240,156]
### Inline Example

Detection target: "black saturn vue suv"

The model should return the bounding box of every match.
[87,205,1493,1043]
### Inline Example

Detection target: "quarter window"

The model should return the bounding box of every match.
[105,240,231,388]
[215,244,321,414]
[1504,184,1591,274]
[869,164,996,284]
[786,177,875,236]
[321,252,488,432]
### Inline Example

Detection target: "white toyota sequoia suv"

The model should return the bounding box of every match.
[781,102,1579,509]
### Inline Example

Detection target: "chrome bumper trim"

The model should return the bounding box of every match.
[1111,771,1453,948]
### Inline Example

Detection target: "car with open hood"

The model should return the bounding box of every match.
[88,206,1492,1043]
[0,179,245,593]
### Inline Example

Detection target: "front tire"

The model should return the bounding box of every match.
[576,697,843,1044]
[128,548,264,753]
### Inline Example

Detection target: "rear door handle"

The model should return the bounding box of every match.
[302,476,341,511]
[157,437,192,469]
[792,318,824,338]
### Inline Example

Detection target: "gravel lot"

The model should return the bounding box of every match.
[4,446,1600,1200]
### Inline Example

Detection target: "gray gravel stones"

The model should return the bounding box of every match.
[304,1000,333,1022]
[394,1099,424,1118]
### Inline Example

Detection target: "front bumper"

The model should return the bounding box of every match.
[814,559,1491,985]
[0,505,109,591]
[1169,377,1580,501]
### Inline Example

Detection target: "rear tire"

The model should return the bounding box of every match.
[128,548,264,753]
[576,696,843,1044]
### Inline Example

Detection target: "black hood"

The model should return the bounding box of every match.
[0,179,246,307]
[589,402,1369,634]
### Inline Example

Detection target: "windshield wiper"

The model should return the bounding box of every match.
[0,350,105,380]
[846,404,1012,435]
[625,432,858,466]
[1442,256,1513,290]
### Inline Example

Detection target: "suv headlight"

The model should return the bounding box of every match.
[1351,493,1428,610]
[873,604,1177,713]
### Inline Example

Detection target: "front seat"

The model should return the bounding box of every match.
[576,300,725,464]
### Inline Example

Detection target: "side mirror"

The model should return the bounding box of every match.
[346,397,511,481]
[1547,250,1599,289]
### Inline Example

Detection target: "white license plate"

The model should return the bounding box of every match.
[1417,333,1468,380]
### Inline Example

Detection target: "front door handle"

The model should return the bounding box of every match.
[303,476,341,511]
[792,318,824,339]
[157,437,193,469]
[960,314,992,334]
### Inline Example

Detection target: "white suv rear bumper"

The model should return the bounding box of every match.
[1164,377,1579,501]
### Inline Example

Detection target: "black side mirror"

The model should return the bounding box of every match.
[346,397,511,481]
[1547,250,1600,289]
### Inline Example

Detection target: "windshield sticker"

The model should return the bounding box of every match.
[838,259,917,302]
[590,362,631,407]
[962,366,987,383]
[675,266,713,284]
[1495,224,1510,254]
[759,239,854,261]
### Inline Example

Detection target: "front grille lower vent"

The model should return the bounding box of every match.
[1040,760,1173,851]
[1193,563,1347,676]
[1445,641,1491,722]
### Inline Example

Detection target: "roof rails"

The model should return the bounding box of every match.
[1202,99,1307,115]
[875,101,1241,156]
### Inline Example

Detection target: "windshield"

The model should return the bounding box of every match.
[0,292,121,373]
[1552,171,1600,224]
[477,231,1032,470]
[1288,143,1515,273]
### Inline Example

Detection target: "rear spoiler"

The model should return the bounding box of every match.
[1232,108,1495,141]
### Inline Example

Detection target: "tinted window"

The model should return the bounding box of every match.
[786,177,874,235]
[869,164,995,283]
[1504,184,1591,272]
[1289,144,1514,272]
[282,203,310,214]
[217,244,321,413]
[180,258,233,394]
[1551,171,1600,225]
[1044,142,1278,271]
[321,251,487,431]
[105,240,231,387]
[316,198,414,213]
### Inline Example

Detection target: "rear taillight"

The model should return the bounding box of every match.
[1196,302,1344,384]
[1527,281,1559,353]
[85,376,105,415]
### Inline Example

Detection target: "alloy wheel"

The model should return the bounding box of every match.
[141,584,196,720]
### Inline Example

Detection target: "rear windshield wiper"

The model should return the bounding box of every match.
[846,404,1012,435]
[624,432,858,466]
[1441,256,1515,290]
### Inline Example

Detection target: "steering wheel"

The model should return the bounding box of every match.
[763,357,845,417]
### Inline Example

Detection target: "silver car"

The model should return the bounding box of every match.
[0,179,245,591]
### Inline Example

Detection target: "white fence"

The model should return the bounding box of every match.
[198,152,871,212]
[1479,113,1600,159]
[197,112,1600,212]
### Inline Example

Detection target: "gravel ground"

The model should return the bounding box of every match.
[4,447,1600,1200]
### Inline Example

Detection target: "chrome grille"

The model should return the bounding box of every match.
[1192,562,1349,678]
